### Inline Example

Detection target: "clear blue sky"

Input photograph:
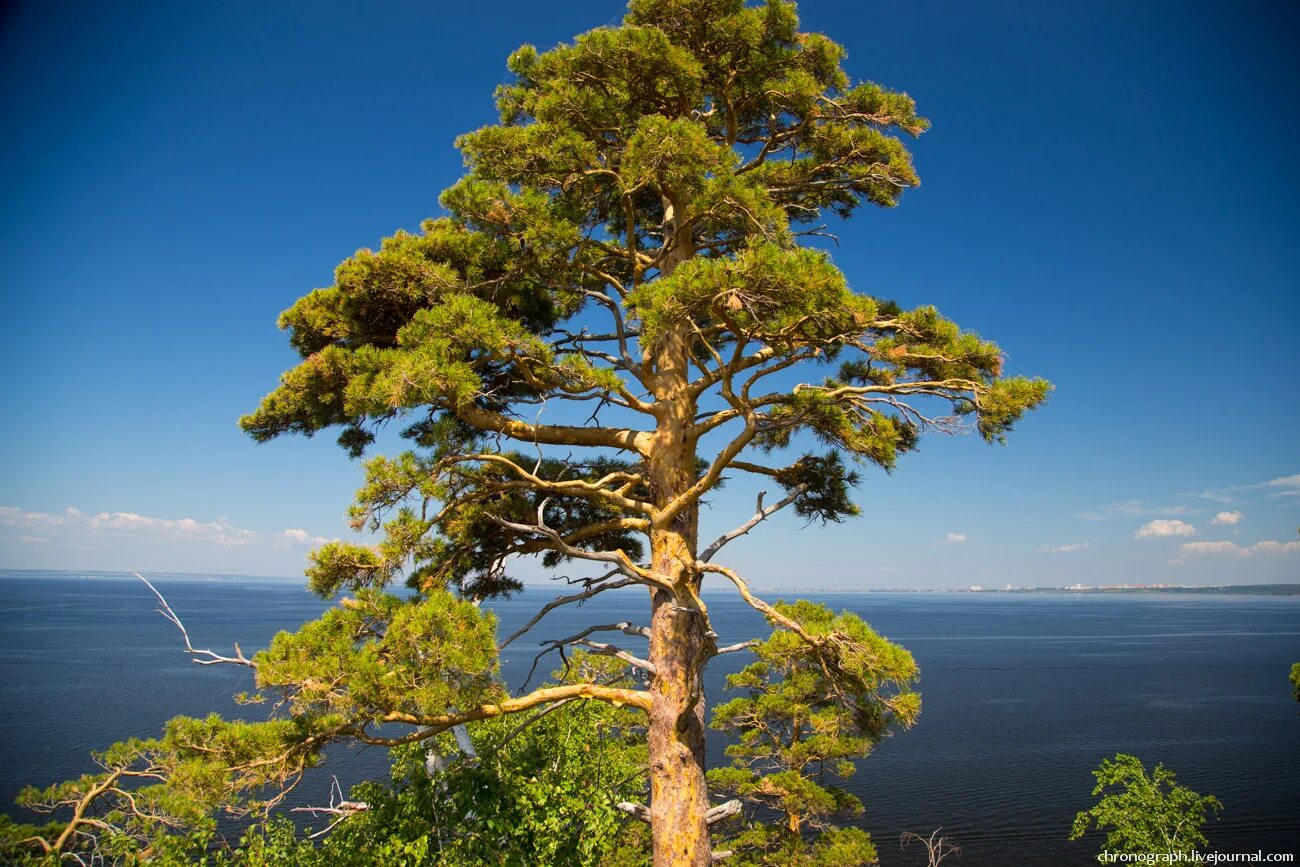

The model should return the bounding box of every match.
[2,0,1296,587]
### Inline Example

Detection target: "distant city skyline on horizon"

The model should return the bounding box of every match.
[2,567,1296,596]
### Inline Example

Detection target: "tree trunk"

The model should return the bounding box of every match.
[647,576,711,867]
[644,198,712,866]
[645,444,712,866]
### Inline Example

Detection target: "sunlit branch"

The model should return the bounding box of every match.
[485,509,665,589]
[290,777,369,840]
[712,640,758,656]
[456,404,651,456]
[525,621,655,686]
[378,681,653,727]
[442,452,654,515]
[697,562,816,646]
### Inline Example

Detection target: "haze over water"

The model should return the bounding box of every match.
[1,571,1296,865]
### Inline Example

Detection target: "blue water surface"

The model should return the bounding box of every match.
[1,571,1296,865]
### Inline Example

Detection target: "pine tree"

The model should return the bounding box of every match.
[235,2,1047,863]
[2,2,1049,865]
[708,601,921,865]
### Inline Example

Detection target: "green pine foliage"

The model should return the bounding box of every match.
[224,678,647,866]
[708,602,919,865]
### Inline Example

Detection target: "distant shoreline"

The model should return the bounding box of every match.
[762,583,1300,596]
[4,569,1297,597]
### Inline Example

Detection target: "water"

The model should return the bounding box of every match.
[2,570,1297,865]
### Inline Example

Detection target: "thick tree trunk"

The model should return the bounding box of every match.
[647,539,711,867]
[644,201,712,866]
[644,462,713,867]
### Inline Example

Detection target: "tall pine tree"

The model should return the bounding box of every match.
[2,2,1049,865]
[237,1,1048,863]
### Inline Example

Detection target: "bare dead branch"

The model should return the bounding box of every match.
[498,574,642,652]
[901,828,962,866]
[290,777,369,839]
[711,640,758,657]
[706,799,743,825]
[616,801,651,823]
[522,622,654,693]
[132,571,255,668]
[700,486,807,562]
[484,512,666,589]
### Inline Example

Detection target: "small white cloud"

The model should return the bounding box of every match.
[1185,489,1236,504]
[1247,540,1300,555]
[1178,539,1300,558]
[1266,474,1300,488]
[0,506,72,528]
[15,535,47,544]
[1179,541,1239,556]
[1077,500,1188,521]
[1038,542,1089,554]
[1135,519,1196,539]
[1210,511,1243,525]
[944,532,968,544]
[280,528,330,546]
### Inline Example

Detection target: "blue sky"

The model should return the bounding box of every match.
[1,0,1296,587]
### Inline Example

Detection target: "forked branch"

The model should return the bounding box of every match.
[132,571,255,668]
[900,828,962,866]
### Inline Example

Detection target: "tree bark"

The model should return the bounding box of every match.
[645,321,713,865]
[643,194,713,867]
[647,536,711,867]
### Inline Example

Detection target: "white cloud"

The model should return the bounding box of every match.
[88,511,260,547]
[1178,541,1239,555]
[0,506,82,528]
[1178,539,1300,558]
[1,505,326,550]
[944,532,968,544]
[1135,519,1197,539]
[1210,511,1243,525]
[1185,489,1236,504]
[1180,474,1300,506]
[280,528,330,546]
[1038,542,1089,554]
[15,535,47,544]
[1078,500,1188,521]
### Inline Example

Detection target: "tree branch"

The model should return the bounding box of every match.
[485,508,667,590]
[498,574,641,651]
[379,682,653,729]
[443,452,654,516]
[456,404,651,456]
[711,640,758,657]
[700,486,807,562]
[707,799,743,825]
[132,571,255,668]
[697,562,816,645]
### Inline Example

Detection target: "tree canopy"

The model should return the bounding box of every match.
[1069,754,1222,857]
[2,1,1048,865]
[709,601,920,865]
